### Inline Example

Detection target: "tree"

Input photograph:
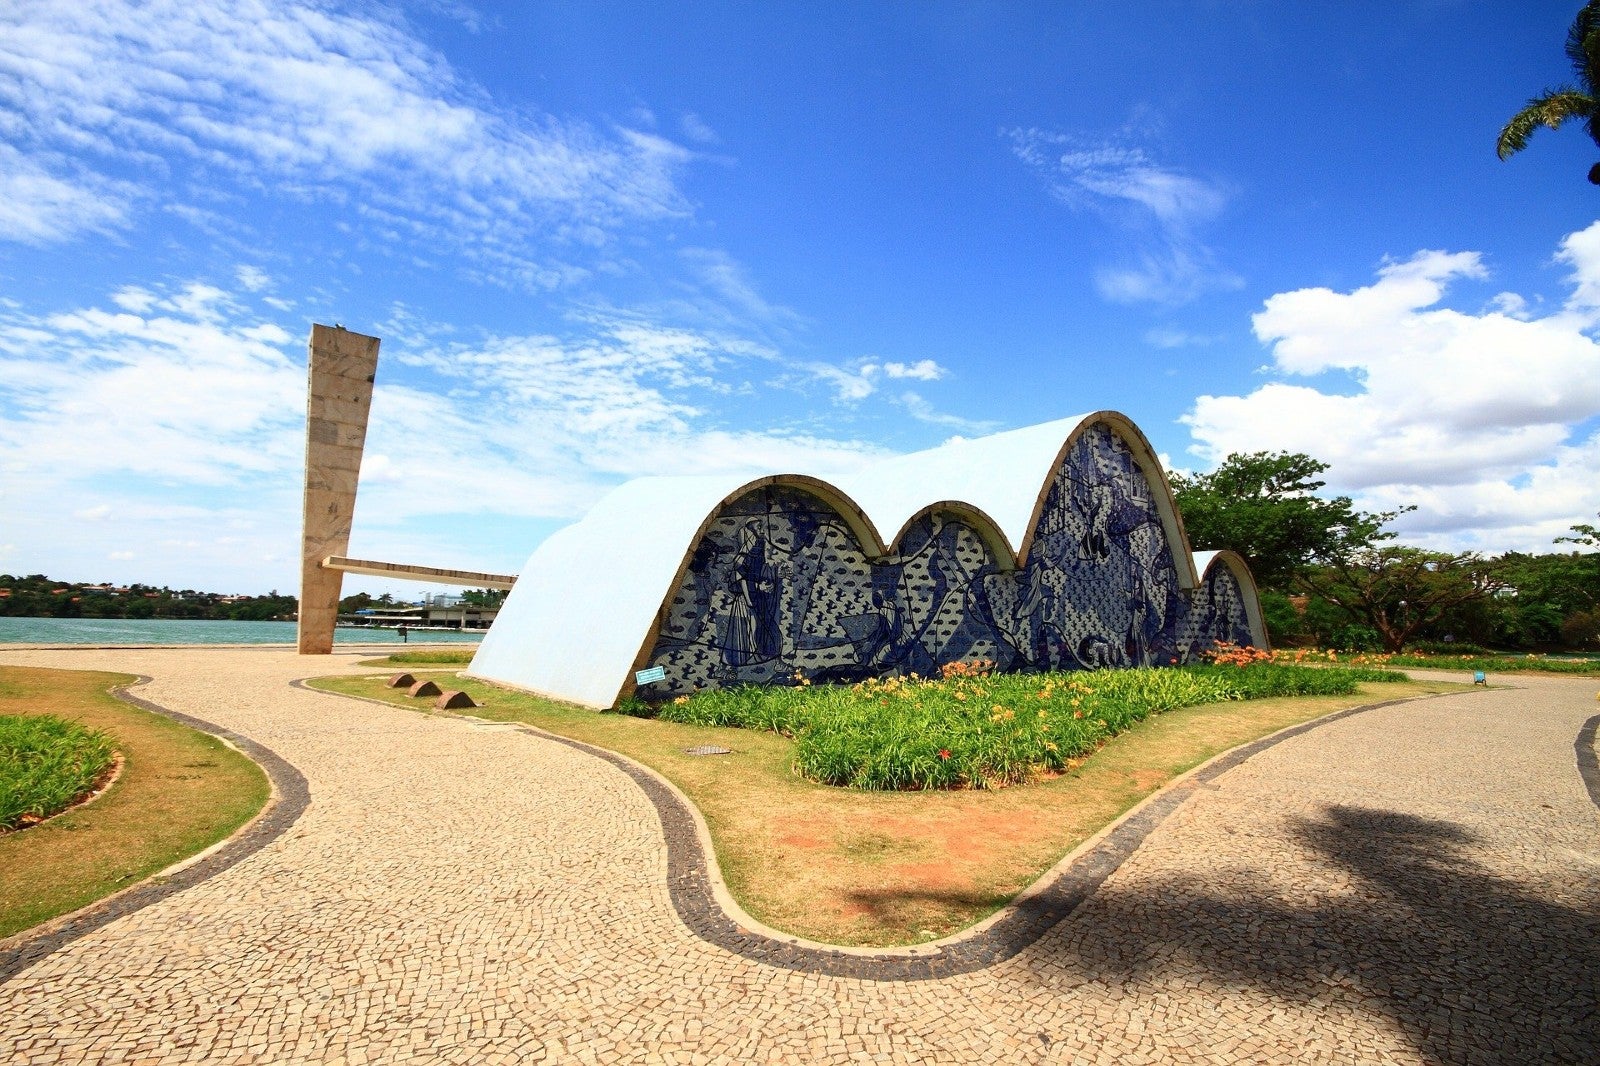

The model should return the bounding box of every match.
[1497,1,1600,184]
[1300,548,1506,653]
[1555,511,1600,548]
[1168,452,1403,589]
[461,588,507,608]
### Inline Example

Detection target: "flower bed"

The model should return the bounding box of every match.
[624,651,1406,791]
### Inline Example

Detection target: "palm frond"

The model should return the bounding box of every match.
[1568,0,1600,93]
[1498,88,1597,158]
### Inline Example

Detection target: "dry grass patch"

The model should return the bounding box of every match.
[0,666,269,938]
[308,672,1459,947]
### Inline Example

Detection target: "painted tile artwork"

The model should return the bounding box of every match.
[644,424,1255,696]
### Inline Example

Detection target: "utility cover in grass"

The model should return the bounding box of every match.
[684,745,733,756]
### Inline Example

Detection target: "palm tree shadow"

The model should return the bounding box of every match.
[1008,805,1599,1063]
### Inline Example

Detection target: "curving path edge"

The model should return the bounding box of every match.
[0,677,309,983]
[6,668,1596,986]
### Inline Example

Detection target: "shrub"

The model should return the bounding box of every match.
[643,651,1405,791]
[0,715,116,831]
[1561,609,1600,650]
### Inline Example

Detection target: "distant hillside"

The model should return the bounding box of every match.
[0,574,298,621]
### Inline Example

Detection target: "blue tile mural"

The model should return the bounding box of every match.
[643,423,1255,696]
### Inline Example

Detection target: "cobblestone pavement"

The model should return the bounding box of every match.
[0,647,1596,1065]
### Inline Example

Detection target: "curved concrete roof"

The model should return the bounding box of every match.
[1193,550,1269,650]
[469,411,1220,708]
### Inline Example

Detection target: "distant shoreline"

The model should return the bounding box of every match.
[0,618,483,647]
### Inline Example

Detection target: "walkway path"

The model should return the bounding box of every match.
[0,647,1595,1064]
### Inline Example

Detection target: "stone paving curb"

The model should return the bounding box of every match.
[302,676,1496,980]
[0,676,309,984]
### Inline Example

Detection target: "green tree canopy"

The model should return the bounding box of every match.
[1300,548,1507,654]
[1168,451,1402,589]
[1498,1,1600,184]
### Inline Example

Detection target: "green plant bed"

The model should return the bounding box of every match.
[1364,652,1599,675]
[635,663,1409,792]
[362,649,477,667]
[0,715,116,831]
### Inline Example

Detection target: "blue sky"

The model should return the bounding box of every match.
[2,0,1599,596]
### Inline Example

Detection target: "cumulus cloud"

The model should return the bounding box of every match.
[0,274,902,585]
[0,0,695,281]
[1183,223,1600,552]
[1007,126,1240,306]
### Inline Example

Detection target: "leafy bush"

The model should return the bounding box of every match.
[0,715,116,830]
[643,658,1402,791]
[1561,609,1600,650]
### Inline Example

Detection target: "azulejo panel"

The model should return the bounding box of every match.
[642,423,1254,697]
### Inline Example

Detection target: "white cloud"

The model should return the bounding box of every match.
[0,0,695,281]
[680,112,719,144]
[1145,327,1216,349]
[897,391,997,434]
[880,359,946,381]
[807,363,879,403]
[108,550,134,560]
[235,265,271,292]
[0,143,132,244]
[1183,223,1600,552]
[1007,126,1240,305]
[679,247,799,325]
[0,275,917,589]
[810,358,952,402]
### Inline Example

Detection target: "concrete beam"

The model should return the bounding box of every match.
[297,325,380,654]
[321,556,517,590]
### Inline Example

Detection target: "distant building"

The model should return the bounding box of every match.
[343,604,498,630]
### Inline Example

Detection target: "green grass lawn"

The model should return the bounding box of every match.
[0,667,269,938]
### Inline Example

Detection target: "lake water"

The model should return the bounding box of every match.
[0,618,485,646]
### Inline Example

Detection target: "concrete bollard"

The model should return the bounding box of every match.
[387,672,416,688]
[435,690,478,710]
[407,679,442,698]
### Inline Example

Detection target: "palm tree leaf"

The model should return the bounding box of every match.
[1498,88,1597,158]
[1568,1,1600,94]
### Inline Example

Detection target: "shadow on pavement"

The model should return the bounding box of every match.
[1009,805,1599,1064]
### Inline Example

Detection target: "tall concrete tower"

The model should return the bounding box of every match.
[297,325,380,654]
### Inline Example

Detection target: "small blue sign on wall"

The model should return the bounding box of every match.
[635,665,667,685]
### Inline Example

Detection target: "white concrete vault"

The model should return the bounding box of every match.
[468,411,1267,708]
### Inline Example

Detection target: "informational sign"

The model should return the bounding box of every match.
[634,665,667,685]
